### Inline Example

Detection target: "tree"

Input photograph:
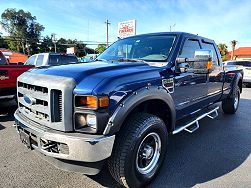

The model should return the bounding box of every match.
[0,33,8,48]
[0,8,44,54]
[230,40,238,60]
[39,35,53,53]
[217,43,228,61]
[95,44,106,54]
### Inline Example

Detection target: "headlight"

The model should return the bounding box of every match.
[75,95,109,109]
[75,113,97,133]
[86,114,97,128]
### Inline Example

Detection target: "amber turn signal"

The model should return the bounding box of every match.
[99,96,109,107]
[207,61,213,69]
[75,96,109,109]
[76,96,98,109]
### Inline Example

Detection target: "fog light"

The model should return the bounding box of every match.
[86,114,96,128]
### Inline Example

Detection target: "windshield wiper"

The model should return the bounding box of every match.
[95,58,107,62]
[116,58,145,62]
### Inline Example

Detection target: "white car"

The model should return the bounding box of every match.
[223,60,251,87]
[25,53,78,67]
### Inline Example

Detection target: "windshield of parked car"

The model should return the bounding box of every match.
[97,34,176,66]
[25,55,36,65]
[226,61,251,67]
[48,55,78,65]
[0,53,6,65]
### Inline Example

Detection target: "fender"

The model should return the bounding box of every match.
[229,72,243,96]
[103,86,176,135]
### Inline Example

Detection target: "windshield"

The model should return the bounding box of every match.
[0,53,6,65]
[226,61,251,67]
[48,55,78,65]
[98,34,176,64]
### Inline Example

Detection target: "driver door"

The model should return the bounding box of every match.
[172,38,208,120]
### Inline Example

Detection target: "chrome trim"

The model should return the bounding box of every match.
[14,110,115,162]
[0,95,15,100]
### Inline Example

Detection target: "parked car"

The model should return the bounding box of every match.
[0,50,34,101]
[25,53,78,67]
[14,32,243,187]
[223,60,251,87]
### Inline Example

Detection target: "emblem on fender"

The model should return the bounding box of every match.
[23,95,36,105]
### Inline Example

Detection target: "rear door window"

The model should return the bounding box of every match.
[48,55,78,65]
[36,55,44,66]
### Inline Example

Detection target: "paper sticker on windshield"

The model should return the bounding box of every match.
[162,78,174,93]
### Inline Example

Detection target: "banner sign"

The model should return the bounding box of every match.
[118,20,136,38]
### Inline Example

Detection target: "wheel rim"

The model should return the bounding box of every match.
[136,132,161,175]
[234,93,239,109]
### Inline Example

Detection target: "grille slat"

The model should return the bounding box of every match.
[18,87,48,101]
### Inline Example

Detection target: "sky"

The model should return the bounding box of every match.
[0,0,251,50]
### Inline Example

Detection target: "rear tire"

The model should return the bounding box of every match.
[108,113,168,188]
[222,85,240,114]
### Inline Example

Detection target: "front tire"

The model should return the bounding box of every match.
[222,85,240,114]
[108,113,168,188]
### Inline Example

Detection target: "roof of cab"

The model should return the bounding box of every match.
[125,32,215,44]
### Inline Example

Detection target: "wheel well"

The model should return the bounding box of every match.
[124,99,173,133]
[238,79,242,93]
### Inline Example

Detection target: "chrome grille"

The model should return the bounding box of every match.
[18,81,62,124]
[17,72,76,131]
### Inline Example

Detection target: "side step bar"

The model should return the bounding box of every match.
[173,106,219,134]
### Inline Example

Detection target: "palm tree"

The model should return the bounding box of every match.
[230,40,238,60]
[217,43,228,61]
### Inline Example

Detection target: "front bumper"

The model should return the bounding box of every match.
[243,77,251,84]
[14,109,115,174]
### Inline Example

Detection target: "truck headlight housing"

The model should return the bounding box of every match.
[75,95,109,109]
[75,113,97,133]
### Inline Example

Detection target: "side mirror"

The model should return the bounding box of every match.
[176,50,213,74]
[193,50,213,74]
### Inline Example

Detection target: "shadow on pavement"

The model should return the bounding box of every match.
[89,99,251,187]
[0,123,5,130]
[88,165,122,188]
[0,112,15,122]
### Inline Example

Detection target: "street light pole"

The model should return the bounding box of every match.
[51,33,57,52]
[105,19,111,47]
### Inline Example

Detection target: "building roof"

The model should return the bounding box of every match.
[232,47,251,56]
[0,48,28,63]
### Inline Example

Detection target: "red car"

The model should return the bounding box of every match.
[0,51,34,101]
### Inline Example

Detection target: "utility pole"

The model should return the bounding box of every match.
[105,19,111,47]
[51,33,57,52]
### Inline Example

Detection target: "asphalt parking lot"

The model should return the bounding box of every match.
[0,88,250,188]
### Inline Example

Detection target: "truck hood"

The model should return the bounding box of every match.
[29,61,164,94]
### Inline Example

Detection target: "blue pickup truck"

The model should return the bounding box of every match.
[14,32,243,187]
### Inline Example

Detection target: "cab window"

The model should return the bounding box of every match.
[179,39,201,58]
[36,55,44,66]
[25,55,36,65]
